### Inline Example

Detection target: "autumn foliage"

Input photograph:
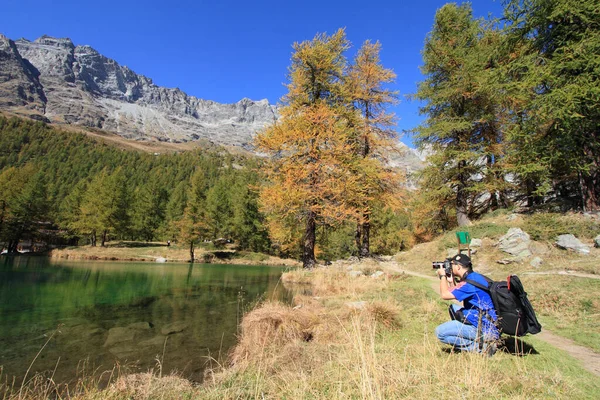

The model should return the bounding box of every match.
[256,29,402,268]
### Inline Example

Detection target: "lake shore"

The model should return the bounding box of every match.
[48,242,301,267]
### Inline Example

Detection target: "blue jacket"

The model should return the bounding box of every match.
[450,272,499,338]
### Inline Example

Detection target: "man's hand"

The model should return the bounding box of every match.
[438,268,456,300]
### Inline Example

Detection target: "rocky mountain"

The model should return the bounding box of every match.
[0,33,423,174]
[0,34,279,148]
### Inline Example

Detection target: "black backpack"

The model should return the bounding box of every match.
[466,274,542,337]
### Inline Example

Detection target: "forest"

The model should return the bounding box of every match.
[0,116,411,260]
[0,0,598,268]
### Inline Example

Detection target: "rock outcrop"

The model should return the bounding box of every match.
[1,35,279,147]
[555,234,590,255]
[498,228,532,260]
[0,34,46,115]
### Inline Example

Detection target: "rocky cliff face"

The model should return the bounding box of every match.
[1,34,278,147]
[0,34,423,175]
[0,34,46,114]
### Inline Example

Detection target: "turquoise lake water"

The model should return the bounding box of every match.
[0,256,291,384]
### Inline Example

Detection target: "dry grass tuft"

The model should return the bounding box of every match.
[365,301,403,329]
[230,301,322,367]
[104,372,193,400]
[282,265,388,297]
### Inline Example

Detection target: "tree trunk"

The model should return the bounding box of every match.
[90,231,97,247]
[101,230,107,247]
[303,211,316,269]
[580,140,600,212]
[456,160,471,226]
[189,240,195,263]
[581,172,599,212]
[359,219,370,258]
[354,222,361,256]
[7,240,18,253]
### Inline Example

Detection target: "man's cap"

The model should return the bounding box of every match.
[452,253,472,268]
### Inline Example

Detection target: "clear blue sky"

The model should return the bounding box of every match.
[2,0,503,147]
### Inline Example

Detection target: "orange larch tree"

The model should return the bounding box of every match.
[346,40,399,257]
[256,30,403,267]
[256,29,360,269]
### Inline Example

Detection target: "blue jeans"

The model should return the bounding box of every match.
[435,305,494,352]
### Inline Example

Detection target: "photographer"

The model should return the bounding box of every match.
[434,254,499,355]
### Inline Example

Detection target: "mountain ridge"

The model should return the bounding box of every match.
[1,34,280,148]
[0,33,423,173]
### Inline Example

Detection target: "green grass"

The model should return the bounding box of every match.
[523,213,600,241]
[526,275,600,352]
[437,222,511,251]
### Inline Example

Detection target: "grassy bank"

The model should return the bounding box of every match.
[49,241,300,267]
[6,262,599,399]
[5,212,600,399]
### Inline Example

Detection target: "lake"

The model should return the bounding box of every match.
[0,256,292,385]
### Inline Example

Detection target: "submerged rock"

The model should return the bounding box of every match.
[161,321,188,335]
[104,327,136,347]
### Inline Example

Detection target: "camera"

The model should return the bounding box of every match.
[432,259,453,277]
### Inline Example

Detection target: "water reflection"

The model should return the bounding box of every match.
[0,257,291,383]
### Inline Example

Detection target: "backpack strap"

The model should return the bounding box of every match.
[464,277,497,327]
[465,278,490,292]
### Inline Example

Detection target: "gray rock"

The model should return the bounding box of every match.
[530,257,543,268]
[370,271,385,279]
[555,234,590,255]
[0,34,46,112]
[139,335,167,347]
[594,235,600,248]
[3,35,277,146]
[498,228,532,259]
[470,238,483,248]
[160,321,188,335]
[108,344,139,360]
[104,327,136,347]
[127,322,152,330]
[348,270,363,278]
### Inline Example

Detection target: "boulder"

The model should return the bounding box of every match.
[108,344,139,360]
[139,335,168,348]
[104,327,136,347]
[555,234,590,255]
[594,235,600,248]
[530,257,543,268]
[160,321,188,335]
[498,228,532,259]
[127,322,152,330]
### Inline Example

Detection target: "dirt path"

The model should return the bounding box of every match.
[381,262,600,377]
[522,270,600,280]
